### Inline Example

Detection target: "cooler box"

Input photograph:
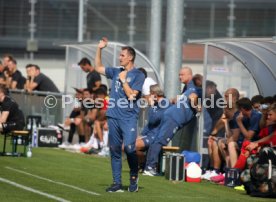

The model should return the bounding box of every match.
[182,150,201,168]
[165,153,185,181]
[186,162,202,183]
[37,128,62,147]
[224,168,241,187]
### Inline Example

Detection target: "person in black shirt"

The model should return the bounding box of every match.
[25,64,59,93]
[205,80,224,131]
[5,58,26,89]
[0,55,13,85]
[0,60,5,84]
[78,58,101,92]
[0,85,25,133]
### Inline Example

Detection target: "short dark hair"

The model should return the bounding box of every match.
[10,58,17,65]
[122,46,136,62]
[25,64,40,70]
[95,86,107,96]
[3,54,14,61]
[78,57,91,66]
[99,84,108,93]
[192,74,203,87]
[0,84,9,95]
[83,88,91,94]
[236,97,252,111]
[261,96,274,105]
[206,80,217,88]
[34,64,40,70]
[138,67,147,78]
[251,95,263,105]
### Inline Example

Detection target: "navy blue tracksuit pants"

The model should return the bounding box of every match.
[108,117,138,184]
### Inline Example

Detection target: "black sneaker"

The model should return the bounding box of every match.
[128,176,139,192]
[86,148,99,155]
[106,183,124,192]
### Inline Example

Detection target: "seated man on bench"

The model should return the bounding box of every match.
[143,67,199,176]
[0,85,25,133]
[135,84,170,171]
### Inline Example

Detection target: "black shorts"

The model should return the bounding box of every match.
[2,122,25,133]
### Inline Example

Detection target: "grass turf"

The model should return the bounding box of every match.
[0,139,274,202]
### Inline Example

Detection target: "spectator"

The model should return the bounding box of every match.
[143,67,199,176]
[80,88,97,143]
[78,57,101,92]
[207,94,263,184]
[0,54,13,85]
[261,96,274,106]
[234,103,276,170]
[206,97,261,183]
[0,85,25,133]
[259,96,274,129]
[203,109,238,181]
[89,86,109,147]
[217,107,241,167]
[245,103,276,151]
[197,80,223,176]
[205,81,223,127]
[135,84,170,171]
[192,74,203,103]
[209,98,264,183]
[80,86,110,152]
[0,60,5,85]
[5,58,26,89]
[236,97,262,143]
[25,64,59,93]
[95,37,145,192]
[192,76,224,161]
[193,74,214,140]
[211,97,261,171]
[203,88,240,180]
[63,88,96,145]
[60,88,83,146]
[94,85,109,121]
[192,74,203,88]
[138,67,157,100]
[251,94,264,111]
[1,54,13,69]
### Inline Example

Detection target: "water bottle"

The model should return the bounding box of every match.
[17,135,22,145]
[26,146,32,158]
[32,119,38,147]
[27,118,32,131]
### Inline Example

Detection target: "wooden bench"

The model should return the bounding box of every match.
[1,130,30,157]
[162,146,180,153]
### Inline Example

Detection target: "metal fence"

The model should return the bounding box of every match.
[10,89,64,126]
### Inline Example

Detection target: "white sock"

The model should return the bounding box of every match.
[92,137,99,149]
[103,130,109,147]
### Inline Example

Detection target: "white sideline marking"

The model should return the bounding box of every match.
[6,167,100,196]
[0,177,70,202]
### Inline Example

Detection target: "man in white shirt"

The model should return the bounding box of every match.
[138,67,157,99]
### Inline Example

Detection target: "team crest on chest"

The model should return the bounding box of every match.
[126,77,131,83]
